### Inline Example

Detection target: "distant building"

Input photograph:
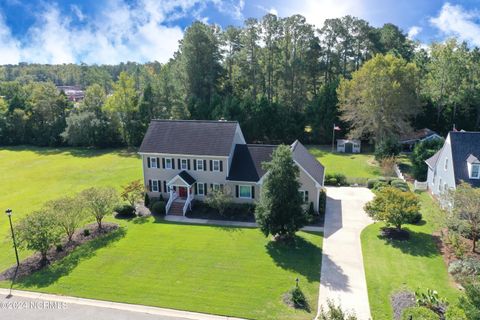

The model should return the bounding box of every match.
[336,139,361,153]
[425,131,480,198]
[57,85,85,102]
[400,128,442,151]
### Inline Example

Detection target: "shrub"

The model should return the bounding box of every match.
[372,181,389,191]
[83,229,90,237]
[289,286,309,310]
[444,232,467,259]
[448,258,480,283]
[151,201,166,215]
[391,180,409,192]
[410,138,444,181]
[318,188,327,216]
[325,173,348,186]
[380,156,397,177]
[459,282,480,319]
[445,305,467,320]
[144,193,150,207]
[159,194,164,202]
[114,204,136,218]
[318,300,358,320]
[375,138,401,160]
[205,189,232,216]
[401,307,438,320]
[406,212,423,224]
[367,179,379,189]
[56,244,63,252]
[415,289,447,315]
[306,202,315,223]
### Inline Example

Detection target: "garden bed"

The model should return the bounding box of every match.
[0,223,119,281]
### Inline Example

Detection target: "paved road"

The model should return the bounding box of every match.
[317,187,374,320]
[0,289,245,320]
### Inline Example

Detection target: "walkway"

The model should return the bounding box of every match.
[0,289,245,320]
[317,187,374,320]
[165,215,324,232]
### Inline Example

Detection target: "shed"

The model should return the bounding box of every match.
[337,139,361,153]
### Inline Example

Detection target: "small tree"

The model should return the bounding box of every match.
[45,196,86,242]
[80,187,119,230]
[255,145,306,240]
[121,180,144,207]
[445,183,480,252]
[379,156,397,177]
[15,210,62,265]
[205,188,231,216]
[364,186,420,231]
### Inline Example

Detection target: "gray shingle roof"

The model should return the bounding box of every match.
[291,140,325,186]
[227,144,277,182]
[425,147,443,169]
[139,120,238,156]
[450,131,480,187]
[178,170,196,186]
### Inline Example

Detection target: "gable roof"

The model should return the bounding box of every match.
[291,140,325,185]
[425,147,443,170]
[139,120,238,156]
[227,144,276,182]
[400,128,440,143]
[450,131,480,187]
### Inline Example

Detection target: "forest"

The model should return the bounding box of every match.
[0,14,479,148]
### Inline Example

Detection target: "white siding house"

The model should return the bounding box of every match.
[336,139,361,153]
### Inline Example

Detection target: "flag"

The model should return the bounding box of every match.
[333,124,341,131]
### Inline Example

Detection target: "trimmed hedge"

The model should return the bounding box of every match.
[401,307,438,320]
[151,200,166,215]
[324,173,348,186]
[114,204,136,218]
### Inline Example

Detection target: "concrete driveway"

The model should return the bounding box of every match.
[317,187,374,320]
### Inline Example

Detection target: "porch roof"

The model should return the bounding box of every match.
[167,170,196,187]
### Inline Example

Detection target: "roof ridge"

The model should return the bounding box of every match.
[245,143,278,147]
[151,119,238,124]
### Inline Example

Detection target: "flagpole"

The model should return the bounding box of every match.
[332,124,335,152]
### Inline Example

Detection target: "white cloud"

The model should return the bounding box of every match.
[430,2,480,46]
[0,0,243,65]
[407,26,422,39]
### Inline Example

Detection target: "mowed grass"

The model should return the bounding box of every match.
[0,146,323,319]
[8,220,322,320]
[361,191,460,320]
[308,145,381,179]
[0,146,141,271]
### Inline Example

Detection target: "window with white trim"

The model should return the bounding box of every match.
[150,157,158,168]
[152,180,159,192]
[239,185,251,199]
[181,159,188,170]
[299,190,309,203]
[213,160,220,171]
[472,164,480,179]
[196,159,204,171]
[165,158,173,169]
[212,183,220,191]
[197,183,205,195]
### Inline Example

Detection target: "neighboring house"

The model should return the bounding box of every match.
[426,131,480,198]
[139,120,325,216]
[400,128,442,151]
[337,139,361,153]
[57,85,85,102]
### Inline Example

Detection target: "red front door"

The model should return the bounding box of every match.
[179,187,187,198]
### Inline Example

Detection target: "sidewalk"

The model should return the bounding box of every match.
[0,288,245,320]
[164,215,324,232]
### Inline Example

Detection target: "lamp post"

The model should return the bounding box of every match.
[5,208,19,297]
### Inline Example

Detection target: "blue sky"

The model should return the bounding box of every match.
[0,0,479,64]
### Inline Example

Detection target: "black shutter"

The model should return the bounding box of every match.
[172,158,175,169]
[204,183,208,195]
[158,180,162,193]
[194,183,198,195]
[220,161,223,172]
[163,181,167,192]
[305,191,309,202]
[193,160,197,170]
[148,180,152,192]
[203,160,207,170]
[210,160,213,171]
[162,158,165,169]
[147,157,151,168]
[156,157,160,169]
[251,186,255,199]
[188,159,191,170]
[235,185,239,198]
[178,159,181,169]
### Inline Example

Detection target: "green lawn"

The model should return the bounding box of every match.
[0,146,323,320]
[361,191,459,320]
[308,145,381,179]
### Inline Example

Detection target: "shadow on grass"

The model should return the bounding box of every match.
[16,227,126,288]
[266,235,322,282]
[2,145,139,158]
[377,228,440,257]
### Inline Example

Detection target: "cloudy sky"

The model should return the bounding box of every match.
[0,0,479,65]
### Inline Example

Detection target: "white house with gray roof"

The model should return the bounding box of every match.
[426,131,480,197]
[139,120,325,216]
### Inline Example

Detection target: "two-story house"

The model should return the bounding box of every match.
[426,131,480,198]
[139,120,325,215]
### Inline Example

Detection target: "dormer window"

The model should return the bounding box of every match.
[472,164,480,179]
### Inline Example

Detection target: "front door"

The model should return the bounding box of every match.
[178,187,187,198]
[345,142,353,153]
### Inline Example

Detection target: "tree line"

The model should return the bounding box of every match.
[0,14,479,148]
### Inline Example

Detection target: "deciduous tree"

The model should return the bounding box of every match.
[80,187,119,230]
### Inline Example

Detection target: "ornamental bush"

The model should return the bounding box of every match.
[401,307,438,320]
[151,201,166,215]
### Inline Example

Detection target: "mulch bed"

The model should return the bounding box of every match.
[0,222,118,281]
[380,227,410,241]
[391,290,416,320]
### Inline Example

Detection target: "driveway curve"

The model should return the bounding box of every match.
[317,187,374,320]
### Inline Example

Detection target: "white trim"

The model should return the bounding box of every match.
[239,185,252,199]
[471,163,480,179]
[212,183,221,191]
[165,158,173,169]
[196,159,204,171]
[293,159,322,188]
[150,157,159,168]
[166,175,193,187]
[152,179,160,192]
[180,158,188,170]
[212,159,220,172]
[299,189,309,203]
[138,152,229,159]
[197,182,205,196]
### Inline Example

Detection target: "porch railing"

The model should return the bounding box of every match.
[166,190,178,215]
[183,191,193,216]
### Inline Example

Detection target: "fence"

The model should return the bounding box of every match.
[394,164,406,181]
[414,180,428,191]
